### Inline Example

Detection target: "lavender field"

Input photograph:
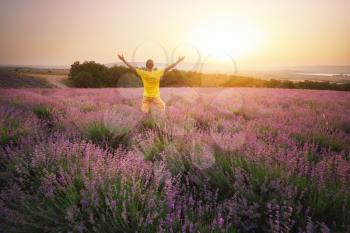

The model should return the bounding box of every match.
[1,87,350,233]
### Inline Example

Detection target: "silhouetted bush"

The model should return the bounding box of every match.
[70,61,130,88]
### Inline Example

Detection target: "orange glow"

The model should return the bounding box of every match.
[0,0,349,67]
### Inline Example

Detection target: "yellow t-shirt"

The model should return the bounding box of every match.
[135,68,164,97]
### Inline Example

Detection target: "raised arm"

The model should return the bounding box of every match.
[118,54,136,73]
[164,56,185,73]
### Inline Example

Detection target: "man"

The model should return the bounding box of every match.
[118,54,185,113]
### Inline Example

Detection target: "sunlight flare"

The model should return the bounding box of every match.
[187,16,265,61]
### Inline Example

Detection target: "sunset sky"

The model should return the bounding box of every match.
[0,0,350,68]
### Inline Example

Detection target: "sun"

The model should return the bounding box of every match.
[187,17,265,61]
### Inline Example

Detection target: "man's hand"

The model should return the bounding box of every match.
[164,56,185,73]
[117,53,136,73]
[118,54,125,61]
[177,56,185,63]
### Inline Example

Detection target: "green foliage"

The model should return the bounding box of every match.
[70,61,109,88]
[72,71,96,88]
[312,133,344,152]
[80,105,96,113]
[161,139,350,231]
[143,138,167,161]
[69,61,130,88]
[3,151,167,233]
[0,119,28,146]
[33,106,54,121]
[194,117,211,131]
[255,125,279,142]
[205,150,350,229]
[136,118,171,161]
[291,132,345,152]
[15,176,166,233]
[161,70,202,87]
[62,77,74,87]
[340,122,350,134]
[0,127,17,146]
[203,150,283,202]
[84,122,111,143]
[289,175,350,227]
[140,116,162,130]
[83,121,131,148]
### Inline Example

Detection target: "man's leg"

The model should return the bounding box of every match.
[141,97,151,113]
[153,97,166,112]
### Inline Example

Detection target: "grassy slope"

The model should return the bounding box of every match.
[0,68,54,88]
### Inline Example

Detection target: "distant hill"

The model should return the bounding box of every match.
[282,65,350,74]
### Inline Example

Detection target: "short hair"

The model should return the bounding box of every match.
[146,59,154,69]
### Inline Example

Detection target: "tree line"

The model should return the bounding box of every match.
[69,61,350,91]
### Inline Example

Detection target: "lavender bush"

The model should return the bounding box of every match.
[0,88,349,232]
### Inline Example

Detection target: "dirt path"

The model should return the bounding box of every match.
[27,73,69,88]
